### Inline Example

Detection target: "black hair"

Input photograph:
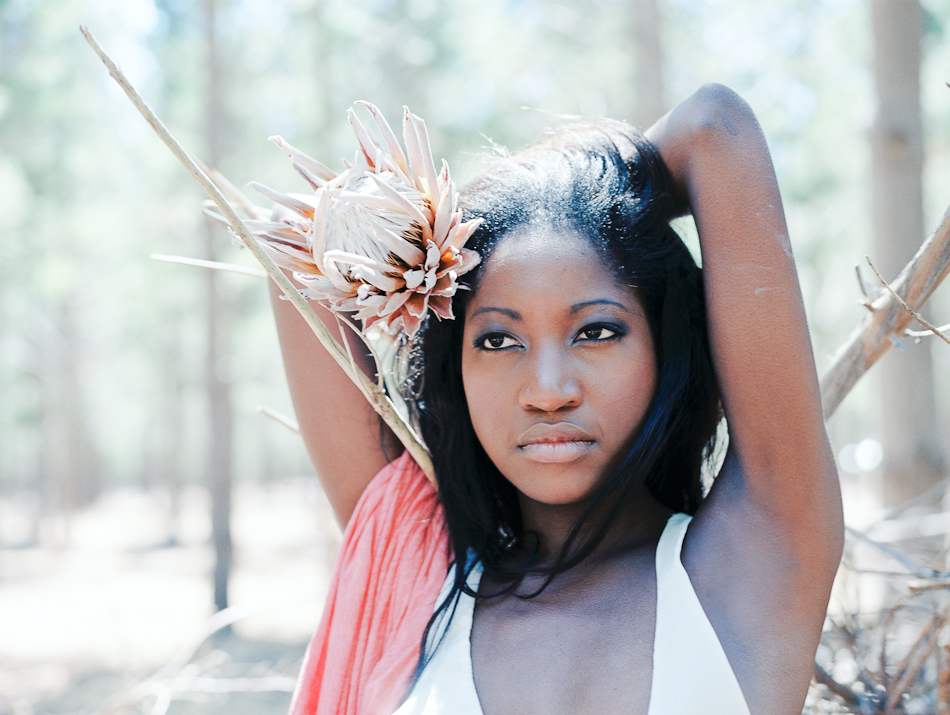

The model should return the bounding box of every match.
[402,119,721,678]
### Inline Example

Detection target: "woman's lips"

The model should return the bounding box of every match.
[518,424,595,464]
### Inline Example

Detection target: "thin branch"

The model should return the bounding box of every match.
[813,662,863,708]
[151,253,267,278]
[92,597,310,715]
[939,644,950,715]
[866,256,950,346]
[81,25,433,479]
[336,314,362,387]
[845,526,950,579]
[906,322,950,338]
[887,614,945,712]
[194,160,270,220]
[255,405,300,433]
[908,581,950,594]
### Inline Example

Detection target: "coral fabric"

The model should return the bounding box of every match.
[288,451,451,715]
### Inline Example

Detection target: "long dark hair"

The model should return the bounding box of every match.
[402,119,721,675]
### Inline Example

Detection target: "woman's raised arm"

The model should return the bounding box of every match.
[647,83,841,551]
[646,85,843,712]
[271,275,401,528]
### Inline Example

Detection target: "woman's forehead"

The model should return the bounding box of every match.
[465,229,641,316]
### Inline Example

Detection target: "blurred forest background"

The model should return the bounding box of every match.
[1,0,949,713]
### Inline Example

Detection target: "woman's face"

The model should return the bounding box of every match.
[462,229,658,510]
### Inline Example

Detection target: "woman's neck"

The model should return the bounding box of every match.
[516,487,671,568]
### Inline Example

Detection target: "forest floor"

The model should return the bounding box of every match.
[0,477,341,715]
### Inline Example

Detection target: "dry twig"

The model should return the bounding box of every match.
[91,600,305,715]
[886,614,946,711]
[846,526,950,580]
[814,662,864,708]
[866,257,950,346]
[150,253,267,278]
[255,405,300,433]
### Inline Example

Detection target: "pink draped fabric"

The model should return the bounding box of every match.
[289,451,451,715]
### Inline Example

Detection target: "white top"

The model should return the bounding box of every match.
[393,513,751,715]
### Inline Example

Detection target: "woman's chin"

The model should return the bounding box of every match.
[515,470,604,509]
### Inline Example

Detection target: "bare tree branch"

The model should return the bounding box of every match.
[820,203,950,418]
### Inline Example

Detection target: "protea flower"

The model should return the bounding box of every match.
[244,102,482,338]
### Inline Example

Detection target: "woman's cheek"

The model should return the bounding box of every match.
[463,361,505,447]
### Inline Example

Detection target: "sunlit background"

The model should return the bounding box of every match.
[1,0,948,712]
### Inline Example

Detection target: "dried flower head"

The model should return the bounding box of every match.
[245,102,482,337]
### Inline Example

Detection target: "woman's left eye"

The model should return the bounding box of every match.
[575,324,621,342]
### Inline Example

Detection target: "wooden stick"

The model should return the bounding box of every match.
[151,253,267,278]
[820,203,950,418]
[812,662,864,707]
[80,25,433,479]
[866,257,950,346]
[887,613,945,711]
[255,405,300,433]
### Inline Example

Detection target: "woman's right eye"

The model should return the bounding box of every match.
[477,333,520,350]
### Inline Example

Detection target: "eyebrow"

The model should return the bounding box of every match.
[470,299,631,321]
[470,306,521,320]
[569,299,631,314]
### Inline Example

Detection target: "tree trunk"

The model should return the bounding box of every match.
[205,0,234,612]
[870,0,945,506]
[631,0,665,128]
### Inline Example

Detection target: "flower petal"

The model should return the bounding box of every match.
[431,187,455,249]
[323,249,394,275]
[400,309,423,337]
[347,107,381,168]
[311,188,330,263]
[356,100,408,174]
[366,173,431,235]
[292,162,326,191]
[407,111,439,201]
[445,217,483,252]
[432,272,458,295]
[424,241,442,271]
[403,269,425,290]
[383,289,412,315]
[373,224,426,266]
[257,241,319,274]
[322,254,355,292]
[349,264,403,292]
[405,291,430,318]
[428,294,454,320]
[269,136,337,181]
[247,182,315,219]
[458,247,481,273]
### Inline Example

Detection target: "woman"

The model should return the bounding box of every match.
[271,84,844,715]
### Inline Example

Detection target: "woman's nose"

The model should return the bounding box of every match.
[518,345,582,412]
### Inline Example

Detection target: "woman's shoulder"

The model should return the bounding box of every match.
[290,451,451,715]
[342,450,448,559]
